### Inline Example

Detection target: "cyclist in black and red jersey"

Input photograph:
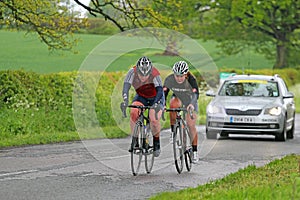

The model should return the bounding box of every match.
[121,56,164,157]
[163,61,199,162]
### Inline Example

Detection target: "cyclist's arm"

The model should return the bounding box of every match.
[122,69,134,103]
[122,82,131,103]
[188,74,199,105]
[163,86,170,106]
[153,75,163,104]
[153,86,163,104]
[162,75,172,106]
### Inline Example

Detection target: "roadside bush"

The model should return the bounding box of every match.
[0,68,298,145]
[0,70,124,138]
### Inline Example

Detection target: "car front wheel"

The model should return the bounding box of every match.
[206,128,218,139]
[275,117,287,142]
[287,115,295,139]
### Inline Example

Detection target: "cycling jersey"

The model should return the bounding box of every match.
[163,73,199,106]
[123,66,164,105]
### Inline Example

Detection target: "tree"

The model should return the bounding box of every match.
[197,0,300,69]
[74,0,192,55]
[0,0,88,51]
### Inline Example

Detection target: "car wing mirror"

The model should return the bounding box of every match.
[206,90,216,97]
[283,92,294,99]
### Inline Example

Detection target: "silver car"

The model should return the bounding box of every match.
[206,74,295,141]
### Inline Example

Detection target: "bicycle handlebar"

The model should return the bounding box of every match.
[128,105,152,109]
[165,107,194,120]
[122,104,160,120]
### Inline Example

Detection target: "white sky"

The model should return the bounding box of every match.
[72,0,91,17]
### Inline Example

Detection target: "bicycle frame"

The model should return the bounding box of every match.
[165,107,193,173]
[127,105,154,176]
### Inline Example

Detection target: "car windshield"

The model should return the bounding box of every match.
[219,80,279,97]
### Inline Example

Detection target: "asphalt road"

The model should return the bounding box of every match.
[0,114,299,200]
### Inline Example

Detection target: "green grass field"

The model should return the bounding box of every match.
[0,30,299,200]
[0,30,275,73]
[0,30,106,73]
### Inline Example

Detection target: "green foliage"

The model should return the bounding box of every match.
[0,70,73,110]
[290,83,300,113]
[197,0,300,68]
[150,154,300,200]
[0,0,88,50]
[81,0,187,32]
[0,68,298,148]
[0,70,127,147]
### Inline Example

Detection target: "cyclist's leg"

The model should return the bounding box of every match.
[169,97,182,142]
[129,97,144,151]
[149,108,162,135]
[149,100,163,157]
[130,101,143,133]
[169,97,182,127]
[186,103,199,162]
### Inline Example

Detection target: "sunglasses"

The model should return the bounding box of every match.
[175,74,185,77]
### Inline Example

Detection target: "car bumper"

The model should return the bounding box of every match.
[206,114,284,135]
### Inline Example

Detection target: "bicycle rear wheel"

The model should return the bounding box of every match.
[131,123,143,176]
[183,128,192,171]
[145,125,154,174]
[173,123,184,174]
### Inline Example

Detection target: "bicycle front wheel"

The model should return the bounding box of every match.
[145,126,154,174]
[173,123,184,174]
[183,128,192,172]
[131,123,143,176]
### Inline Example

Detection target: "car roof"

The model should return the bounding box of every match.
[225,74,280,82]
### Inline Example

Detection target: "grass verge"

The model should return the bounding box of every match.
[150,154,300,200]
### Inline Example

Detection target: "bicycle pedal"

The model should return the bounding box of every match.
[142,148,149,154]
[185,148,192,153]
[148,148,153,154]
[133,147,142,154]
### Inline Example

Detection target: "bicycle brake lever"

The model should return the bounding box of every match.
[188,107,194,120]
[123,109,127,118]
[120,103,127,118]
[161,110,166,121]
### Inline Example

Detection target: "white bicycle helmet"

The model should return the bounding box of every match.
[172,61,189,75]
[136,56,152,76]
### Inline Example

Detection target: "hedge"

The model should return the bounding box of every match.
[0,68,299,138]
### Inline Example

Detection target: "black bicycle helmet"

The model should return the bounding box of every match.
[172,61,189,75]
[136,56,152,76]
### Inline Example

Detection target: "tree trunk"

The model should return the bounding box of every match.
[162,41,179,56]
[274,43,288,69]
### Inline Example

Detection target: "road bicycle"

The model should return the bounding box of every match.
[122,104,155,176]
[165,107,193,174]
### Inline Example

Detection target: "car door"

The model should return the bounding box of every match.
[278,78,295,126]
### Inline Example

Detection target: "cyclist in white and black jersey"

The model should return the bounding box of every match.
[163,61,199,162]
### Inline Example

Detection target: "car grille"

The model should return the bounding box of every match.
[225,109,262,116]
[208,122,279,129]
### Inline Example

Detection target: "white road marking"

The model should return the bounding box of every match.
[0,169,38,177]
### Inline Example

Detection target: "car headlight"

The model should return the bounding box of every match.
[265,106,282,116]
[207,105,222,114]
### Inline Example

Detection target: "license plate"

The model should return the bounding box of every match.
[230,116,254,123]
